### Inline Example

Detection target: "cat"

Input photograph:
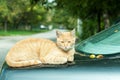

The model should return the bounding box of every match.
[5,30,76,67]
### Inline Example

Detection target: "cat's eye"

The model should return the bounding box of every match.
[68,41,71,43]
[61,41,64,43]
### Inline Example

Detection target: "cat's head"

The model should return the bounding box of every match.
[56,29,76,51]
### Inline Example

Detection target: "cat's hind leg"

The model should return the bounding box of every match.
[6,59,42,67]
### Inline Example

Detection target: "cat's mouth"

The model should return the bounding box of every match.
[56,44,73,52]
[60,47,73,52]
[63,47,71,51]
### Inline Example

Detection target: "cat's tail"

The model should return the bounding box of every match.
[5,57,41,67]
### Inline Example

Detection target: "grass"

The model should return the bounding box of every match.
[0,30,49,36]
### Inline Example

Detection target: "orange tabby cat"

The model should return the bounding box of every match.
[6,30,76,67]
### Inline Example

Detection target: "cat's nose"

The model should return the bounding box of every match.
[65,47,67,49]
[65,47,69,50]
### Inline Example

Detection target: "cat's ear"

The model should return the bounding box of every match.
[71,29,75,37]
[56,30,62,37]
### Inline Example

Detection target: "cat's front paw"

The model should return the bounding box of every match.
[52,57,67,64]
[68,56,74,62]
[34,60,42,64]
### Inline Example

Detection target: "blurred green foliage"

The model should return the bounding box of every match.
[0,0,48,31]
[52,9,77,29]
[55,0,120,40]
[0,0,76,33]
[0,0,120,40]
[0,30,48,36]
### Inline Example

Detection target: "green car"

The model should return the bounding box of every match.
[1,22,120,80]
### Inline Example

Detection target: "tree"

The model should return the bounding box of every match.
[0,0,49,31]
[0,0,11,32]
[52,8,77,29]
[0,0,30,31]
[55,0,120,40]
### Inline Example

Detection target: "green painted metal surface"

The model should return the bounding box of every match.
[76,22,120,55]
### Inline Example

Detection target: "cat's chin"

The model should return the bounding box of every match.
[62,48,72,52]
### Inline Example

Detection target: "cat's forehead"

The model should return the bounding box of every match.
[58,32,74,40]
[62,32,71,36]
[60,32,73,38]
